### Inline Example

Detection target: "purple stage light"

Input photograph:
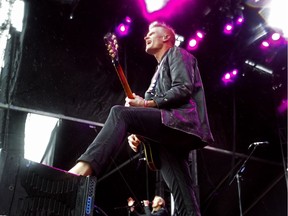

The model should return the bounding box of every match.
[261,40,270,48]
[224,23,233,35]
[236,17,244,25]
[231,69,238,76]
[271,32,280,41]
[116,23,129,37]
[189,39,197,47]
[125,16,132,24]
[224,73,231,80]
[196,31,204,39]
[138,0,191,21]
[277,99,288,114]
[221,69,239,84]
[187,38,198,50]
[222,72,232,84]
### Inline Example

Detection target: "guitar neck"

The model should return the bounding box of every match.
[113,61,134,99]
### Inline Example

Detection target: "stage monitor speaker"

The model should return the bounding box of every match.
[0,150,96,216]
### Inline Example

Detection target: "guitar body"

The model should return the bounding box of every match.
[142,141,158,171]
[104,32,158,171]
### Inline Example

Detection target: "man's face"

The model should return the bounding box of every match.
[144,26,165,55]
[151,196,162,208]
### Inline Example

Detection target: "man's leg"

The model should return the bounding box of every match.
[159,146,201,216]
[69,105,163,176]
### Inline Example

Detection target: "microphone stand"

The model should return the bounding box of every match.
[229,143,259,216]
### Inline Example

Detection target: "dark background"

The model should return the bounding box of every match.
[0,0,287,215]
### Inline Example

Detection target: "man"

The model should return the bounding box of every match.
[69,21,214,215]
[127,196,169,216]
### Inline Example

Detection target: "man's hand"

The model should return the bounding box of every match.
[125,93,145,107]
[127,197,136,212]
[128,134,141,152]
[127,197,135,207]
[142,200,150,207]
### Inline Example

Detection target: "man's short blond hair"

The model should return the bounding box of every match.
[149,21,176,46]
[155,195,166,207]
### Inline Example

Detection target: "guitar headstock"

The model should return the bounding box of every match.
[104,32,119,63]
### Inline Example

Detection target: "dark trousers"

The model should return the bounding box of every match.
[78,105,202,216]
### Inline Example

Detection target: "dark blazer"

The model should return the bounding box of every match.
[145,46,214,144]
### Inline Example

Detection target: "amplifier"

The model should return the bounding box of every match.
[0,151,96,216]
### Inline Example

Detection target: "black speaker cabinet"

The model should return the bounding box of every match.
[0,150,96,216]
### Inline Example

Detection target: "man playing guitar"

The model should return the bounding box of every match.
[69,21,214,215]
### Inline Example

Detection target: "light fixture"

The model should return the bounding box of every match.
[144,0,169,13]
[175,34,184,47]
[187,38,198,51]
[245,60,273,75]
[259,0,288,38]
[221,68,239,84]
[115,16,133,37]
[223,22,234,35]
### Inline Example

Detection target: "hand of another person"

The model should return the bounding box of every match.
[125,93,145,107]
[142,200,150,206]
[127,197,135,206]
[127,197,136,212]
[128,134,141,152]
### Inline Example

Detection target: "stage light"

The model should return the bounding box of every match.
[234,3,245,25]
[189,39,197,47]
[277,99,288,114]
[236,16,244,25]
[125,16,132,24]
[116,23,129,37]
[245,59,273,75]
[196,31,204,40]
[271,32,281,41]
[222,72,233,84]
[139,0,189,21]
[224,73,231,80]
[261,40,270,48]
[223,23,233,35]
[175,34,184,47]
[231,69,238,76]
[144,0,169,13]
[186,29,206,50]
[187,38,198,51]
[221,68,239,84]
[115,16,133,37]
[258,0,288,38]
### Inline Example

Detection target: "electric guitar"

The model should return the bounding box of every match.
[104,32,158,171]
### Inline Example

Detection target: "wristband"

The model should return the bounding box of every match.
[144,100,148,107]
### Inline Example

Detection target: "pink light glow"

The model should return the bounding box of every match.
[222,72,233,84]
[125,16,132,23]
[236,17,244,25]
[120,25,126,32]
[271,33,280,41]
[189,39,197,47]
[116,23,129,37]
[232,69,238,76]
[224,24,233,35]
[277,99,288,114]
[187,38,198,50]
[138,0,193,22]
[224,73,231,80]
[221,69,239,84]
[196,31,204,39]
[261,41,270,48]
